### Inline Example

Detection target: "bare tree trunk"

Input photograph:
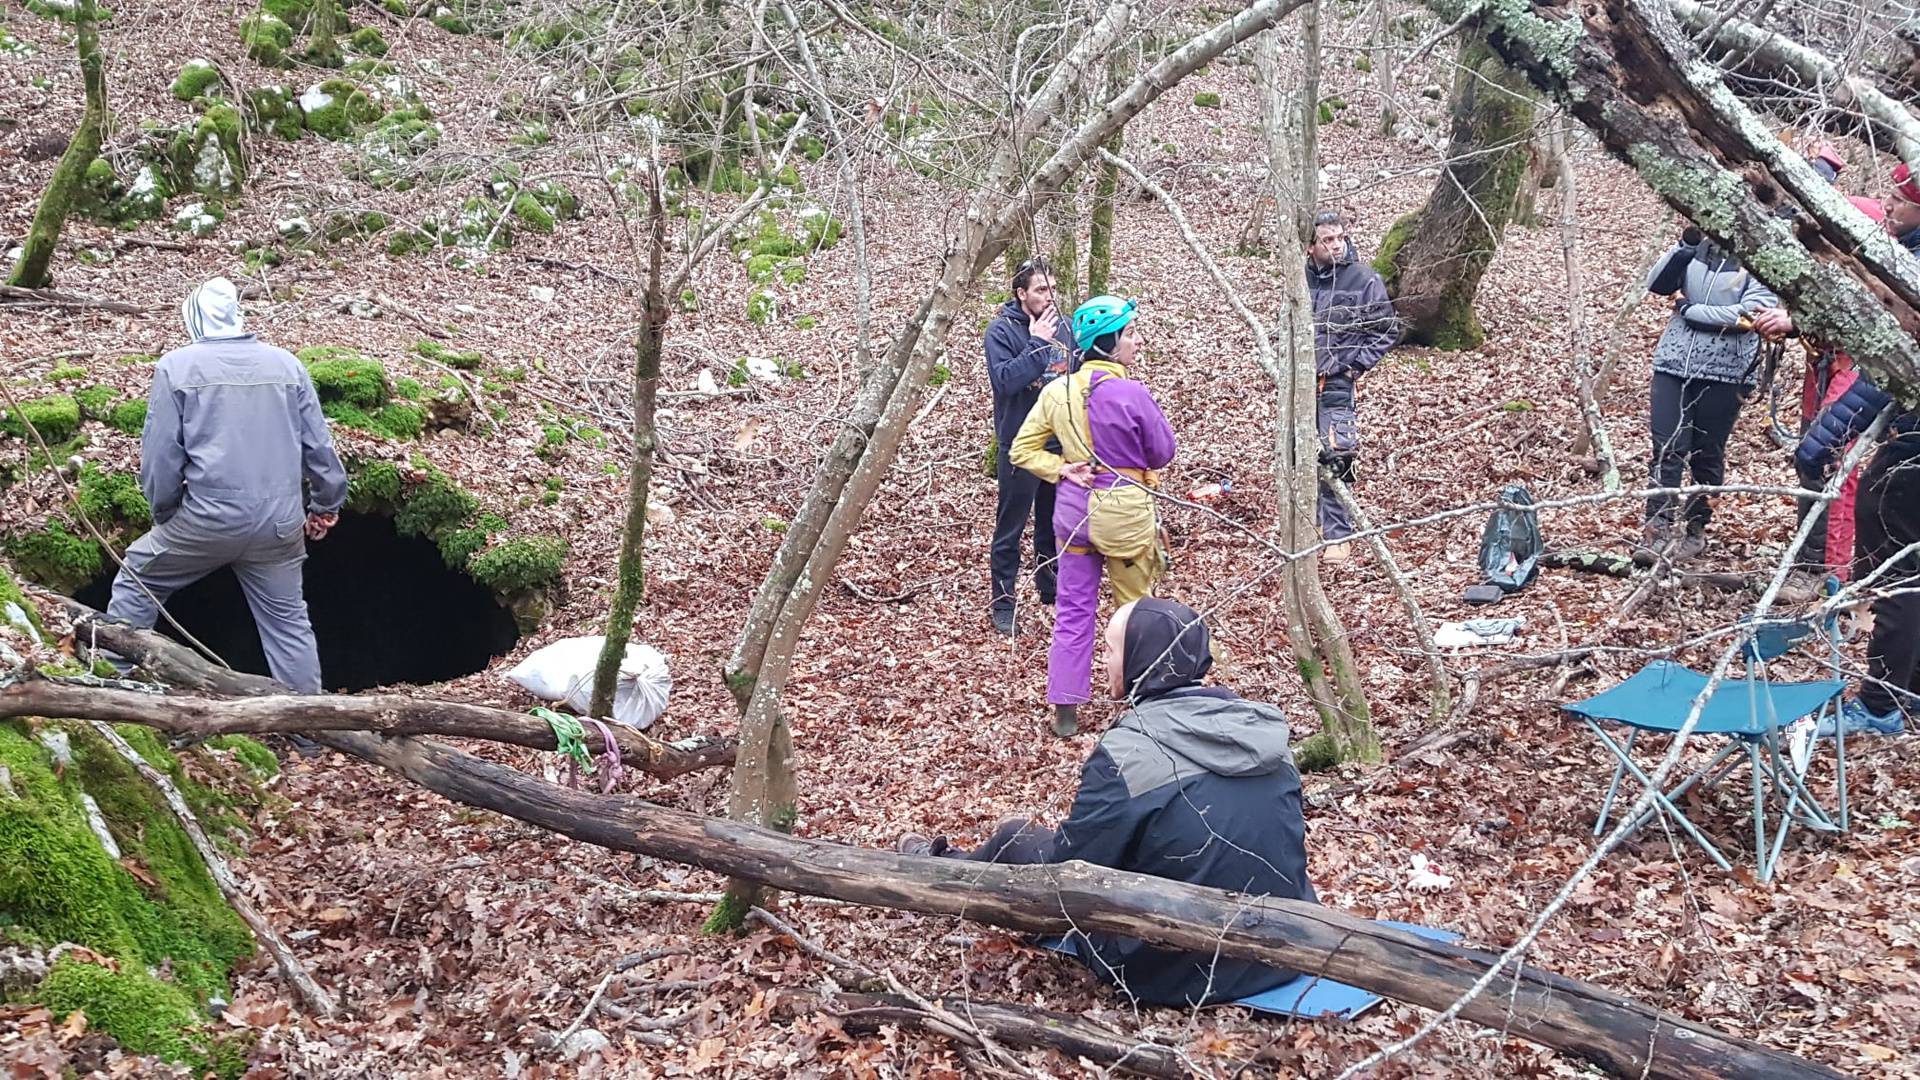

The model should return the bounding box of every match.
[590,178,669,720]
[9,0,104,290]
[1086,61,1123,298]
[1373,34,1536,350]
[719,0,1316,926]
[1371,0,1398,135]
[1257,20,1378,771]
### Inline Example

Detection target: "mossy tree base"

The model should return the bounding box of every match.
[1370,34,1534,351]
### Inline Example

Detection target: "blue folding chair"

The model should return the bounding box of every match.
[1562,608,1849,883]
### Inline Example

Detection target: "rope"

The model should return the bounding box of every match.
[532,707,593,788]
[583,717,624,794]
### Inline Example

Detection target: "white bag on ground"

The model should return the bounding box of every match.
[505,636,671,730]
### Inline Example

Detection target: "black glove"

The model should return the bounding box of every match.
[1319,449,1357,483]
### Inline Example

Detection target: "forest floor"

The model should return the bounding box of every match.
[2,2,1917,1078]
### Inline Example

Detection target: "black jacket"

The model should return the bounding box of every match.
[1050,599,1315,1006]
[984,298,1076,452]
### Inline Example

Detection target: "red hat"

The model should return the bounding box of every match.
[1849,194,1887,223]
[1893,162,1920,206]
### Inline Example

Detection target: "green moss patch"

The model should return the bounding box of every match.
[469,534,564,593]
[240,8,294,68]
[0,721,258,1074]
[170,58,222,102]
[75,464,151,532]
[411,341,483,369]
[107,399,147,436]
[1,393,81,443]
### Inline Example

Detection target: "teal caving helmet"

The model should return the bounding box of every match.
[1072,294,1137,354]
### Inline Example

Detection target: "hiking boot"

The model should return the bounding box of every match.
[1672,528,1707,563]
[1321,542,1352,564]
[1816,698,1906,738]
[1777,569,1824,606]
[990,608,1016,637]
[1051,704,1079,737]
[896,832,938,857]
[1631,522,1673,565]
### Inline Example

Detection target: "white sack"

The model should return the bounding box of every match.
[505,636,671,730]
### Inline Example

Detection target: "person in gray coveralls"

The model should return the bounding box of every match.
[109,277,347,693]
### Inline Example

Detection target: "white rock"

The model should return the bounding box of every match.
[744,356,781,382]
[276,215,313,239]
[37,730,71,767]
[299,86,335,114]
[1,601,41,644]
[529,286,556,303]
[645,501,677,527]
[696,369,719,396]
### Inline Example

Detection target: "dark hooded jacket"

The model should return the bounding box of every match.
[1049,599,1315,1006]
[1305,248,1399,378]
[985,298,1078,453]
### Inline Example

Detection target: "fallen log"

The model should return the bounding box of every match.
[1543,550,1756,593]
[66,619,1846,1080]
[0,679,736,779]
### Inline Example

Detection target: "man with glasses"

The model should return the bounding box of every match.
[984,257,1076,636]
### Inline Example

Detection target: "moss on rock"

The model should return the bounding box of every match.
[300,78,382,140]
[73,384,118,421]
[5,521,100,592]
[412,341,483,369]
[75,464,151,531]
[393,469,478,538]
[247,84,304,141]
[107,398,147,436]
[170,58,222,103]
[469,534,565,593]
[0,720,258,1075]
[1,393,81,443]
[240,9,295,68]
[0,563,45,639]
[300,346,388,407]
[345,25,389,57]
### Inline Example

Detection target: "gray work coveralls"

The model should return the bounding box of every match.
[109,336,347,693]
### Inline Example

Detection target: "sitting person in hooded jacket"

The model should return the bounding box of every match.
[897,597,1315,1007]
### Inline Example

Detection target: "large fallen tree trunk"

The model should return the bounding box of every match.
[1470,0,1920,400]
[0,679,736,779]
[57,619,1844,1080]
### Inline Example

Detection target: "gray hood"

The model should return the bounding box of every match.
[1103,692,1295,797]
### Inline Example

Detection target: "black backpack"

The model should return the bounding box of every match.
[1479,483,1543,592]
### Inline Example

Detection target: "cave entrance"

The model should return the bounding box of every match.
[75,510,521,692]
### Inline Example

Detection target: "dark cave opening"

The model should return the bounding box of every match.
[75,510,521,692]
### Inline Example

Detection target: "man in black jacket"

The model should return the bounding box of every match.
[898,598,1315,1006]
[984,258,1077,636]
[1306,212,1399,562]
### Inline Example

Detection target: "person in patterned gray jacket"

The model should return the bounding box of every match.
[1637,226,1786,562]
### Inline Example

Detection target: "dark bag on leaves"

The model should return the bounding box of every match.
[1479,483,1543,592]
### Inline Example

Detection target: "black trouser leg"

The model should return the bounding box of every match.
[991,455,1043,614]
[1680,379,1745,533]
[1647,371,1687,529]
[1853,445,1920,717]
[944,818,1057,865]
